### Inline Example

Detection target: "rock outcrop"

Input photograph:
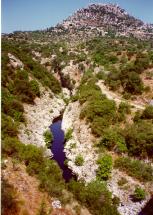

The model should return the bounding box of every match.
[8,53,24,69]
[18,86,66,157]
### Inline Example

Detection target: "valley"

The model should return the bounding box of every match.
[2,3,153,215]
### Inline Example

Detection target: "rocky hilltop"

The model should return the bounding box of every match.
[4,4,153,43]
[52,3,153,41]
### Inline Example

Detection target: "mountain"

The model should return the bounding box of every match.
[52,3,153,41]
[4,4,153,43]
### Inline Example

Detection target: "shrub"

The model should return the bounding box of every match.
[12,79,36,104]
[117,177,128,187]
[65,128,73,141]
[96,71,107,80]
[43,130,53,148]
[1,179,20,215]
[13,111,24,122]
[97,154,112,180]
[133,111,142,122]
[75,155,84,166]
[99,128,127,153]
[123,72,144,94]
[122,92,131,100]
[29,80,40,97]
[70,142,77,149]
[2,114,19,137]
[68,179,119,215]
[123,120,153,158]
[133,186,146,201]
[2,89,24,122]
[142,105,153,119]
[37,200,48,215]
[15,69,29,81]
[2,135,65,198]
[80,97,117,137]
[118,102,131,115]
[2,137,24,157]
[112,196,120,206]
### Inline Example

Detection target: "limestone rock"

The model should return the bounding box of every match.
[8,53,24,69]
[18,86,65,157]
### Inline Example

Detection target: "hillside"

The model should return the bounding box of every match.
[2,3,153,215]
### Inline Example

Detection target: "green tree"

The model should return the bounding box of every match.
[124,72,144,94]
[97,154,112,180]
[124,121,153,158]
[99,128,127,153]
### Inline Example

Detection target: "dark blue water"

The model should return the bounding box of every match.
[50,120,74,182]
[138,197,153,215]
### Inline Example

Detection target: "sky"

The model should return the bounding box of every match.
[2,0,153,33]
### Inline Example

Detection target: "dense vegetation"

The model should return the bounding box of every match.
[123,119,153,158]
[86,37,153,95]
[74,69,153,160]
[114,157,153,182]
[2,137,65,195]
[1,39,65,214]
[2,39,61,95]
[1,179,20,215]
[77,70,118,137]
[68,179,119,215]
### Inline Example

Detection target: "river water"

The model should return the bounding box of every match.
[138,197,153,215]
[50,119,74,182]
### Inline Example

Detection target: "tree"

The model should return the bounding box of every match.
[124,72,144,94]
[100,128,127,153]
[97,154,112,180]
[124,121,153,158]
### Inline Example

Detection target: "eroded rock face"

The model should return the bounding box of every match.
[8,53,24,69]
[18,87,66,157]
[60,64,82,89]
[62,101,98,183]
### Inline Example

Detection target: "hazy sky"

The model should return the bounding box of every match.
[2,0,153,33]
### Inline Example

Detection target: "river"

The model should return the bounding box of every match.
[138,197,153,215]
[50,119,74,182]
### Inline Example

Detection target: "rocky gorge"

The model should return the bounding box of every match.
[17,76,152,215]
[18,85,67,157]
